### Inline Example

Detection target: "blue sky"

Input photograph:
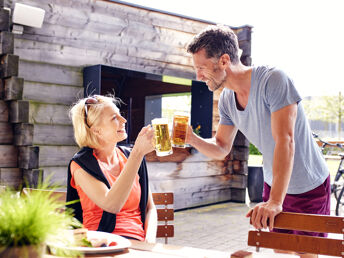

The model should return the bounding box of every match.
[123,0,344,97]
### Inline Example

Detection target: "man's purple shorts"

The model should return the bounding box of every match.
[263,175,331,237]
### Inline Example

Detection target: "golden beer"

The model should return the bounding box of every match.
[172,114,189,148]
[152,118,173,156]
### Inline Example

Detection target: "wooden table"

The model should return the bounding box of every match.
[45,240,298,258]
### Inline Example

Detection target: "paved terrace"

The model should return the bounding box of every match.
[156,193,339,257]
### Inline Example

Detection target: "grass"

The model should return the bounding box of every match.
[248,154,341,181]
[0,182,82,257]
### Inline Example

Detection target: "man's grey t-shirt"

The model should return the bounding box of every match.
[218,66,329,194]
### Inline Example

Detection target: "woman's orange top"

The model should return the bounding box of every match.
[70,147,145,241]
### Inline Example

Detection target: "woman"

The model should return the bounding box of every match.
[66,95,157,243]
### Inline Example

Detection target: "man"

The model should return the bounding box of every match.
[186,25,330,258]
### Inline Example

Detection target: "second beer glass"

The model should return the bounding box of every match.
[152,118,173,156]
[172,113,189,148]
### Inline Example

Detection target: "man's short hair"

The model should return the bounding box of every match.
[187,24,240,64]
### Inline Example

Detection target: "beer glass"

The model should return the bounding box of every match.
[152,118,173,156]
[172,113,189,148]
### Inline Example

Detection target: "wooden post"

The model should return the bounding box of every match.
[0,54,19,78]
[1,77,24,100]
[0,6,27,189]
[9,100,29,123]
[22,168,43,188]
[0,8,10,32]
[0,31,13,54]
[18,146,39,169]
[14,123,33,146]
[0,100,8,121]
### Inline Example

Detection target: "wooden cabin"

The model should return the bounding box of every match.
[0,0,252,209]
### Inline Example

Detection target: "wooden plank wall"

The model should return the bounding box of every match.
[3,0,252,207]
[8,0,212,188]
[0,9,23,187]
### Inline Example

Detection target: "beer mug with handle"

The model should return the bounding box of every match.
[172,113,189,148]
[151,118,173,156]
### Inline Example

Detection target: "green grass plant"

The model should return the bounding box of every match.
[0,182,81,257]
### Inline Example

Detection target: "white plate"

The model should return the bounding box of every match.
[49,230,131,254]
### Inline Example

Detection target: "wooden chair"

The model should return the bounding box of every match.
[248,212,344,257]
[152,192,174,244]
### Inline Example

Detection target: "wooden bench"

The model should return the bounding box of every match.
[22,188,174,243]
[248,212,344,257]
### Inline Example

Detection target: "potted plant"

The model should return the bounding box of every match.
[0,183,79,258]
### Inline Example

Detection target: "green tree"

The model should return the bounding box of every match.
[303,92,343,139]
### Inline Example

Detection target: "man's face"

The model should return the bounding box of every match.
[192,49,227,92]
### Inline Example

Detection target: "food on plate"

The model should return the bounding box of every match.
[88,237,108,247]
[73,228,90,246]
[73,228,118,248]
[109,241,118,247]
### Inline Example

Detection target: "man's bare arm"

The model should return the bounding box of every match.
[186,124,238,160]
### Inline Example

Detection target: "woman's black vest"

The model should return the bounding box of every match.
[66,146,149,233]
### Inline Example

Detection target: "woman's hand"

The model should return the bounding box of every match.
[132,125,155,156]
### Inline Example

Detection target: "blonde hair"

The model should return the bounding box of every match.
[69,95,119,149]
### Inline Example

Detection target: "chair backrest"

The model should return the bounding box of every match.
[248,212,344,257]
[152,192,174,244]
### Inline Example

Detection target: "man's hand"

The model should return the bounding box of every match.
[246,200,282,231]
[185,124,196,145]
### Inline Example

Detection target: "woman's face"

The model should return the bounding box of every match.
[93,103,127,144]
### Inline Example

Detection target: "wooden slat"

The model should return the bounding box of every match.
[19,23,188,57]
[0,168,22,188]
[274,212,344,234]
[38,146,79,167]
[18,60,82,86]
[152,192,174,205]
[15,38,193,68]
[33,124,75,145]
[0,122,13,144]
[40,166,67,186]
[23,81,82,105]
[157,209,174,221]
[29,102,72,125]
[0,145,17,167]
[156,225,174,238]
[248,231,343,257]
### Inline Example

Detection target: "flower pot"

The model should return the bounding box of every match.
[247,165,264,203]
[0,244,46,258]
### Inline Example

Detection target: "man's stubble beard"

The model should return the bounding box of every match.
[208,68,227,92]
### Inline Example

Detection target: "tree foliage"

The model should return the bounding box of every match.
[303,92,343,138]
